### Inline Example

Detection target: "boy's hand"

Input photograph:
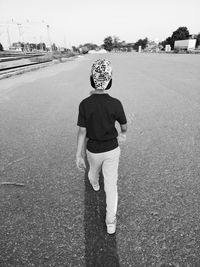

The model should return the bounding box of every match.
[76,155,86,171]
[118,133,127,143]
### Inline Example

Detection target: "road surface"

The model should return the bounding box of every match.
[0,53,200,267]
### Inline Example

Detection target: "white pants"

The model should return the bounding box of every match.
[86,147,120,223]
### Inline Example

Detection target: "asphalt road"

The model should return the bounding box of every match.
[0,53,200,267]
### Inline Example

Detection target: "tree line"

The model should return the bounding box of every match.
[103,36,148,51]
[1,26,200,53]
[0,41,59,52]
[103,27,200,52]
[159,27,200,49]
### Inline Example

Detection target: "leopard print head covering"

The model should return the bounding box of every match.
[91,59,112,90]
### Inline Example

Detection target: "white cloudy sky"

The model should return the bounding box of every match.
[0,0,199,48]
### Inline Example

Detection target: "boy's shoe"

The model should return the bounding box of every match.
[106,219,116,234]
[92,184,100,191]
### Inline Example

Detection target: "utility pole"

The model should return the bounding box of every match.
[0,19,50,51]
[64,34,67,49]
[46,25,52,51]
[0,21,13,49]
[17,23,24,43]
[40,35,43,51]
[6,27,11,48]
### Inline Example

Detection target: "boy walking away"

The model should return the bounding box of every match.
[76,59,127,234]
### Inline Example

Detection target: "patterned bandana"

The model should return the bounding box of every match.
[91,59,112,90]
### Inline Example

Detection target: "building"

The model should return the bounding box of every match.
[174,39,196,51]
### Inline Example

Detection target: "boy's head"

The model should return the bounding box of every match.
[90,59,112,90]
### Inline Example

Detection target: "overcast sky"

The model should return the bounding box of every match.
[0,0,199,48]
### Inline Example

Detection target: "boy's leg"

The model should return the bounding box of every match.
[102,147,120,224]
[86,150,103,190]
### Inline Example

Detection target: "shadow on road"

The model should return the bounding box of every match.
[84,165,120,267]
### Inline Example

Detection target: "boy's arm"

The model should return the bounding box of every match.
[76,126,87,170]
[116,100,127,142]
[118,123,128,143]
[120,123,127,133]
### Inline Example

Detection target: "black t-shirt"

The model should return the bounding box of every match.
[77,93,127,153]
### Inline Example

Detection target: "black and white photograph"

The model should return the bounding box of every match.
[0,0,200,266]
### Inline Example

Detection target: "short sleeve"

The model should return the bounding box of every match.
[116,101,127,125]
[77,101,86,127]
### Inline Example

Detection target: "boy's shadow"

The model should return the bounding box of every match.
[84,162,120,267]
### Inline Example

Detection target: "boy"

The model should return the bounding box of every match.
[76,59,127,234]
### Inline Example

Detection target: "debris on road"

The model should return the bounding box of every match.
[0,182,25,186]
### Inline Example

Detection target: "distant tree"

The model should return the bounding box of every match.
[72,46,76,51]
[159,26,190,50]
[134,38,148,50]
[72,46,80,53]
[113,36,121,50]
[171,26,189,41]
[30,43,37,50]
[36,43,46,50]
[159,36,173,50]
[43,43,46,51]
[21,42,25,51]
[0,42,3,51]
[83,43,98,51]
[195,33,200,48]
[103,36,113,51]
[36,43,40,50]
[170,26,190,49]
[51,43,57,51]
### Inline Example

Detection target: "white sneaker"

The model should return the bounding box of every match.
[92,184,100,191]
[106,220,116,234]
